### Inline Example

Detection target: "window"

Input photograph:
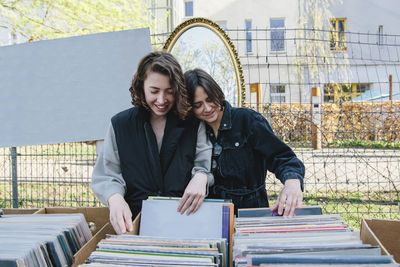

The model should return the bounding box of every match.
[356,84,369,93]
[378,25,384,45]
[270,18,285,52]
[323,84,335,103]
[270,84,286,103]
[245,20,252,53]
[330,18,346,50]
[323,83,370,102]
[185,1,193,17]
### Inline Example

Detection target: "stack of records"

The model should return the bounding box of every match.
[0,213,92,267]
[233,213,396,266]
[82,234,226,266]
[141,197,234,264]
[82,197,234,266]
[237,206,322,217]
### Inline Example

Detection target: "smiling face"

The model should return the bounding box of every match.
[143,71,175,119]
[193,86,223,126]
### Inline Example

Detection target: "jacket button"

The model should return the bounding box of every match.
[235,142,239,147]
[223,123,227,127]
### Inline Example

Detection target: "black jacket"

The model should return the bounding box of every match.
[208,102,305,211]
[111,107,198,217]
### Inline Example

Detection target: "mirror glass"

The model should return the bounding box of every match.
[164,19,244,107]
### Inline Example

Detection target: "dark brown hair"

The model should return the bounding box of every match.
[184,68,225,108]
[129,51,190,119]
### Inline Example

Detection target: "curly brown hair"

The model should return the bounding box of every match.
[129,51,191,120]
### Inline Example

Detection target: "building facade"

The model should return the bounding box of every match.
[158,0,400,104]
[2,0,399,104]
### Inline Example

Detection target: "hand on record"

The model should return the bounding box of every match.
[177,172,208,215]
[271,178,303,216]
[108,193,133,234]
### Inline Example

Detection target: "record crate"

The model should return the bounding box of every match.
[29,207,112,266]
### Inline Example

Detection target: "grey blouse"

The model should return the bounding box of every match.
[91,121,213,205]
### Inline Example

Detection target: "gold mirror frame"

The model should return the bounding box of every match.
[163,17,245,107]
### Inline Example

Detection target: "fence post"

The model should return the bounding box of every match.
[10,147,18,208]
[311,87,322,150]
[250,83,262,113]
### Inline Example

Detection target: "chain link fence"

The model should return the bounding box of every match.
[229,27,400,228]
[0,143,100,208]
[1,28,399,229]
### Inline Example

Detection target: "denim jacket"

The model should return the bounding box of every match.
[207,101,305,211]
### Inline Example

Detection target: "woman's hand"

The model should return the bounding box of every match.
[177,172,208,215]
[271,179,303,216]
[108,193,133,234]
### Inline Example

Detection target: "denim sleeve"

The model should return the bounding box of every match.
[249,113,305,190]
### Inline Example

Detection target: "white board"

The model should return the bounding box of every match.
[140,199,223,239]
[0,28,151,147]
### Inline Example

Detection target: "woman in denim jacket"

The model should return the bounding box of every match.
[184,68,305,216]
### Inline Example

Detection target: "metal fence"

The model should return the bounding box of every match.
[232,27,400,228]
[1,28,399,229]
[0,143,100,208]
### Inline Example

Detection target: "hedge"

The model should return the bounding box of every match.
[257,101,400,146]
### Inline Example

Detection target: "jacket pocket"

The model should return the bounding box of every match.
[219,136,251,184]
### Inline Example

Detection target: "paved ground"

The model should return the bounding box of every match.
[267,148,400,193]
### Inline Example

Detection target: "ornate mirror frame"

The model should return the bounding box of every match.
[163,17,245,107]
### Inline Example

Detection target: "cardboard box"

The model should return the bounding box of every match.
[34,207,110,236]
[1,206,114,266]
[73,213,141,266]
[1,207,111,265]
[360,218,400,263]
[32,207,112,266]
[2,208,40,215]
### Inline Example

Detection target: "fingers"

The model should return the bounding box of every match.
[123,208,133,232]
[178,191,205,215]
[296,193,303,208]
[274,179,303,217]
[277,193,287,216]
[110,208,126,235]
[178,193,195,215]
[186,194,205,215]
[193,195,205,213]
[108,194,131,234]
[283,194,295,216]
[110,219,121,235]
[109,199,133,235]
[271,195,280,212]
[179,173,207,215]
[110,211,119,234]
[177,193,190,213]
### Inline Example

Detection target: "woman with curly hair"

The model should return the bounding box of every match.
[92,52,213,234]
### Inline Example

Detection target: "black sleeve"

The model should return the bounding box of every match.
[249,112,305,189]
